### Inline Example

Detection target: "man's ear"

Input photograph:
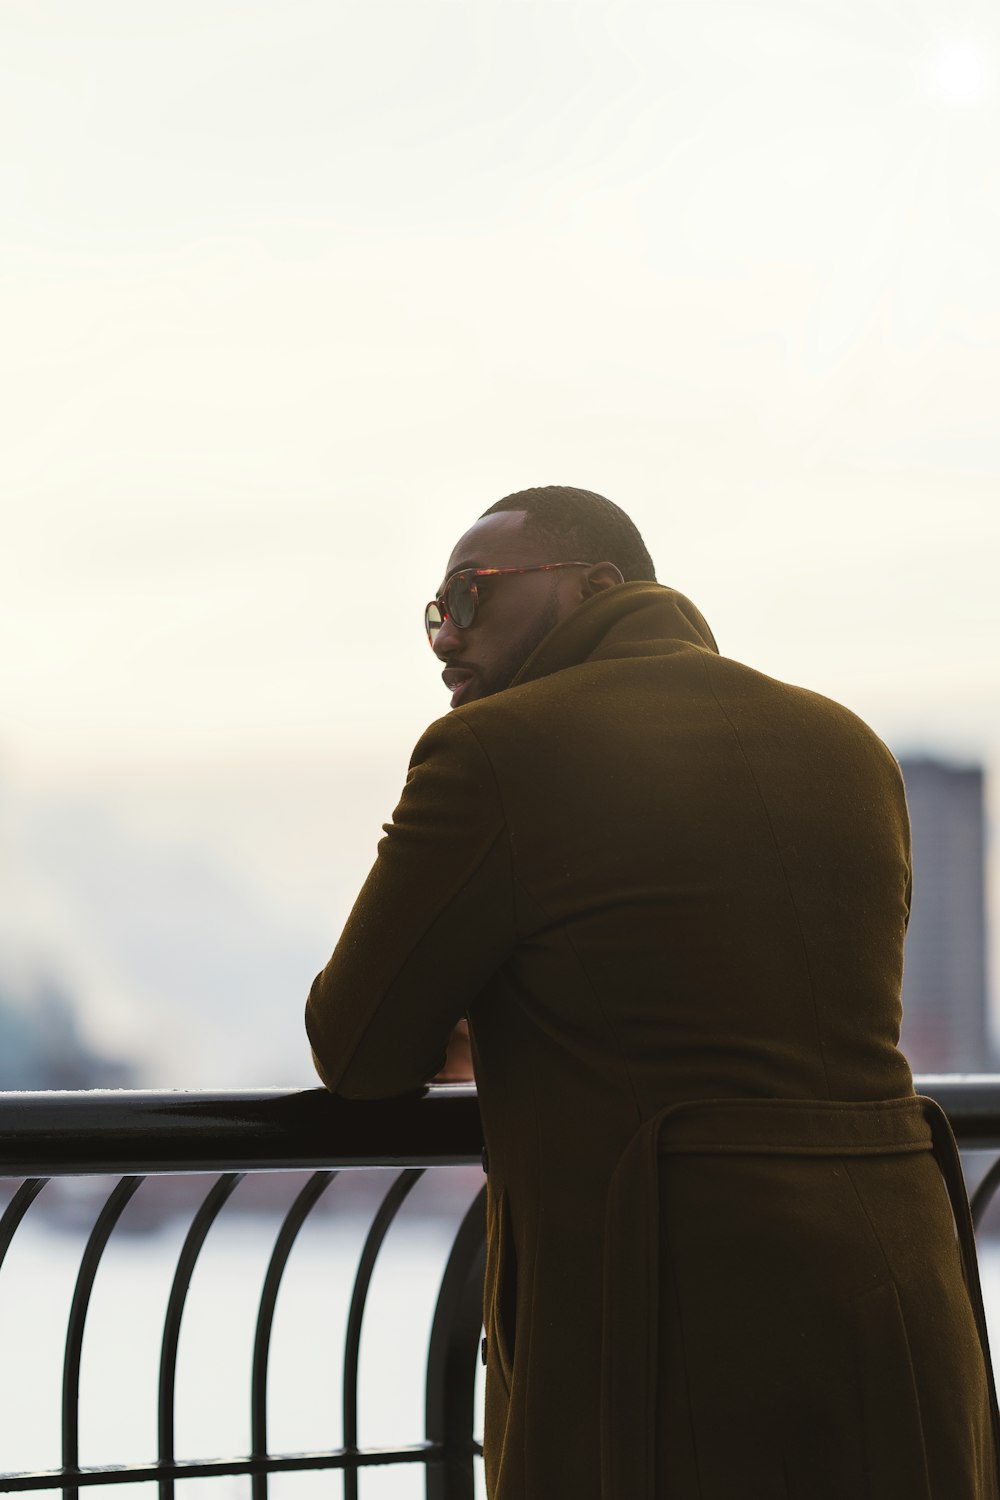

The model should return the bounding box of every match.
[585,562,625,595]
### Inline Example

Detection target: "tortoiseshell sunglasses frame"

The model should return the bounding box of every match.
[425,562,595,645]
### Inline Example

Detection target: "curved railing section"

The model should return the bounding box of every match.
[249,1169,335,1500]
[0,1084,485,1499]
[0,1076,999,1497]
[160,1171,247,1500]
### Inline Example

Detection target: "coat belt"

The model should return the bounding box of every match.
[599,1093,1000,1500]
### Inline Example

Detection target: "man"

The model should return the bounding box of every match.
[306,485,999,1499]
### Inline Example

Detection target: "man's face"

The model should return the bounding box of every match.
[431,512,593,708]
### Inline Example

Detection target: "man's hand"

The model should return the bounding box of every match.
[430,1018,476,1083]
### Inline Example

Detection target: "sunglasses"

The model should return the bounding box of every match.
[425,562,594,645]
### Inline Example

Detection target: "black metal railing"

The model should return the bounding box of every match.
[0,1083,486,1499]
[3,1076,1000,1498]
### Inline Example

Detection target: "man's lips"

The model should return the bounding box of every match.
[442,667,475,706]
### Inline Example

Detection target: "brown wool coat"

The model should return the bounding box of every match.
[306,581,1000,1500]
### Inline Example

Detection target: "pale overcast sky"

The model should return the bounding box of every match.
[3,0,998,776]
[2,0,999,1075]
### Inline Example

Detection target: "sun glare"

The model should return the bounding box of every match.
[927,40,993,105]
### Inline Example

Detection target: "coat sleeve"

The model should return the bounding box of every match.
[305,714,514,1099]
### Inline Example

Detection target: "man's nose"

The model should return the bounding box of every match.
[432,615,466,660]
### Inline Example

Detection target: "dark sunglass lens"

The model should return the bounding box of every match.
[425,602,443,643]
[446,575,477,628]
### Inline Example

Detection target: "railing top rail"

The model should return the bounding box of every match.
[0,1084,483,1177]
[0,1077,998,1178]
[911,1075,1000,1141]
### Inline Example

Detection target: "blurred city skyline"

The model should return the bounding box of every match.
[2,1,998,1081]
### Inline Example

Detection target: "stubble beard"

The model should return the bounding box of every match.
[480,587,563,700]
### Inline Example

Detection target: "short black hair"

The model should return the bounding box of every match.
[480,485,656,582]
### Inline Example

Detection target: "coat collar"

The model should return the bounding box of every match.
[509,581,719,690]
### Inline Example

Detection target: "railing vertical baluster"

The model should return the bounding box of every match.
[343,1169,424,1500]
[157,1173,245,1500]
[971,1156,1000,1227]
[62,1176,143,1500]
[0,1179,47,1271]
[250,1170,337,1500]
[425,1185,486,1500]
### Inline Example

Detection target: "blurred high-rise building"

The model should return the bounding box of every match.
[897,756,993,1074]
